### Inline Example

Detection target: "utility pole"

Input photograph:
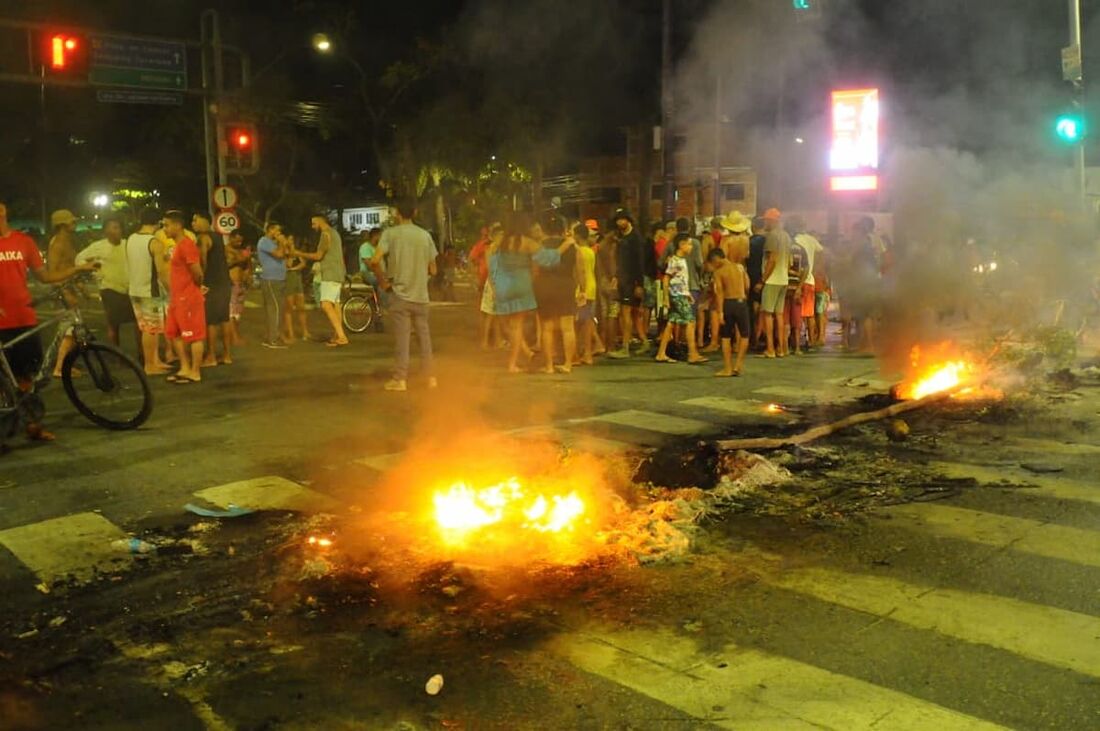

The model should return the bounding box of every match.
[1069,0,1086,206]
[712,70,722,217]
[661,0,675,221]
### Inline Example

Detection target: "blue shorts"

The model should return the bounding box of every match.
[669,294,696,325]
[577,302,595,322]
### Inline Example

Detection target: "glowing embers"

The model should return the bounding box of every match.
[433,477,586,545]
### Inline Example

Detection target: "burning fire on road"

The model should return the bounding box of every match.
[896,343,1003,401]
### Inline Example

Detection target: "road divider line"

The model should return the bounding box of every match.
[0,512,132,584]
[549,628,1006,730]
[882,502,1100,568]
[764,567,1100,679]
[571,409,718,436]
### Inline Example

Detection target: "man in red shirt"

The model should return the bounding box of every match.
[0,200,96,440]
[162,210,206,384]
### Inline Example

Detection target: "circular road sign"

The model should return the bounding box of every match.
[212,185,239,211]
[213,210,240,235]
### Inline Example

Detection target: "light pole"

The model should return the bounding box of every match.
[1069,0,1086,205]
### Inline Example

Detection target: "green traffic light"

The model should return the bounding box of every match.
[1055,114,1085,143]
[793,0,811,8]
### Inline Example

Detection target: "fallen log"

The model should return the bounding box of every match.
[716,388,960,451]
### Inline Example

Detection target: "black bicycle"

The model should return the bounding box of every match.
[0,283,153,439]
[341,276,384,334]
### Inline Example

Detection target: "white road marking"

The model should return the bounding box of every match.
[0,512,132,584]
[551,628,1006,730]
[765,567,1100,679]
[927,460,1100,506]
[573,409,717,436]
[681,396,790,419]
[882,502,1100,568]
[192,476,339,512]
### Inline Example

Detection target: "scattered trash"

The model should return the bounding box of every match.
[441,585,463,598]
[886,419,911,442]
[34,583,50,594]
[111,538,157,554]
[183,503,255,518]
[1020,462,1064,474]
[48,616,67,628]
[161,660,209,682]
[299,558,335,580]
[15,628,38,640]
[425,674,444,695]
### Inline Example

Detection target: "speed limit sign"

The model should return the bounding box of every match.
[213,210,240,235]
[212,185,239,211]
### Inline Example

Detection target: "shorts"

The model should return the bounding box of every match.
[617,279,642,307]
[815,291,830,315]
[480,281,495,315]
[100,289,135,329]
[319,280,342,304]
[668,294,696,325]
[230,282,248,320]
[784,287,799,317]
[576,302,595,322]
[285,270,303,296]
[761,283,787,314]
[801,284,816,318]
[205,287,230,326]
[696,288,715,311]
[0,326,43,380]
[165,294,207,343]
[643,277,657,310]
[749,281,762,305]
[131,296,166,335]
[719,299,751,340]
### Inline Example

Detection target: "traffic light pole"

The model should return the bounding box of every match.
[1069,0,1086,206]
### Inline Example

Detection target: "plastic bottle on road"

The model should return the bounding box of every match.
[111,538,157,554]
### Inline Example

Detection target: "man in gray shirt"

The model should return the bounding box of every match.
[370,198,438,392]
[293,215,349,346]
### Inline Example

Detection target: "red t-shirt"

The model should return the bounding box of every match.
[0,230,44,329]
[170,236,202,300]
[469,238,490,286]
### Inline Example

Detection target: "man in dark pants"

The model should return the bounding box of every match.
[607,210,650,358]
[256,222,288,349]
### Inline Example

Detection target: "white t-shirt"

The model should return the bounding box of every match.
[794,233,823,286]
[764,229,792,286]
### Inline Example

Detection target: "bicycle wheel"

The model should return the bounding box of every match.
[62,342,153,430]
[342,295,374,334]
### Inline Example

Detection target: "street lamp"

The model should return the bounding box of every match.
[91,193,109,208]
[312,33,332,53]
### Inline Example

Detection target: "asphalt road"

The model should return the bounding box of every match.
[0,292,1097,730]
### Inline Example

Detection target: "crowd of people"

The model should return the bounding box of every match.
[467,207,890,377]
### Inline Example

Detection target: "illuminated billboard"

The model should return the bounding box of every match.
[830,88,879,192]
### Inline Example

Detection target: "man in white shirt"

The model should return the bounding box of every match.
[789,216,824,351]
[77,215,138,353]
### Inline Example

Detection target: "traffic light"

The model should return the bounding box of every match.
[1055,112,1085,144]
[793,0,812,8]
[222,123,260,175]
[44,32,85,73]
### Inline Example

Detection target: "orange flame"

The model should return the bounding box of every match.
[897,360,973,399]
[433,477,586,545]
[896,343,1002,401]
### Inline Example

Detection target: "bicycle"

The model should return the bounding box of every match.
[0,280,153,440]
[341,275,384,334]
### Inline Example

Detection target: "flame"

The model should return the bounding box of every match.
[307,536,334,548]
[432,477,586,545]
[898,360,973,399]
[765,403,783,413]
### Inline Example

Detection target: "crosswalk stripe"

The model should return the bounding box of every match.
[926,460,1100,506]
[550,628,1006,730]
[0,512,132,584]
[752,385,838,402]
[572,409,717,436]
[680,396,792,419]
[882,502,1100,568]
[192,476,340,512]
[1002,437,1100,456]
[765,567,1100,679]
[507,426,635,455]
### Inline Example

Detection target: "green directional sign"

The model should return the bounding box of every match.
[89,66,185,90]
[88,34,187,92]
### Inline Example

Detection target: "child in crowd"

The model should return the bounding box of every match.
[707,248,750,377]
[655,235,707,364]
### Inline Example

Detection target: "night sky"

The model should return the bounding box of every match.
[0,0,1093,216]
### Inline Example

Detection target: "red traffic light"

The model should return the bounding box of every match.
[233,132,252,149]
[49,33,81,70]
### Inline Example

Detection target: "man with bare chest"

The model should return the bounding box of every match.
[708,248,751,377]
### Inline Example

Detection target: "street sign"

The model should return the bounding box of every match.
[88,34,186,91]
[1063,45,1082,83]
[96,89,182,106]
[212,185,239,211]
[213,210,240,235]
